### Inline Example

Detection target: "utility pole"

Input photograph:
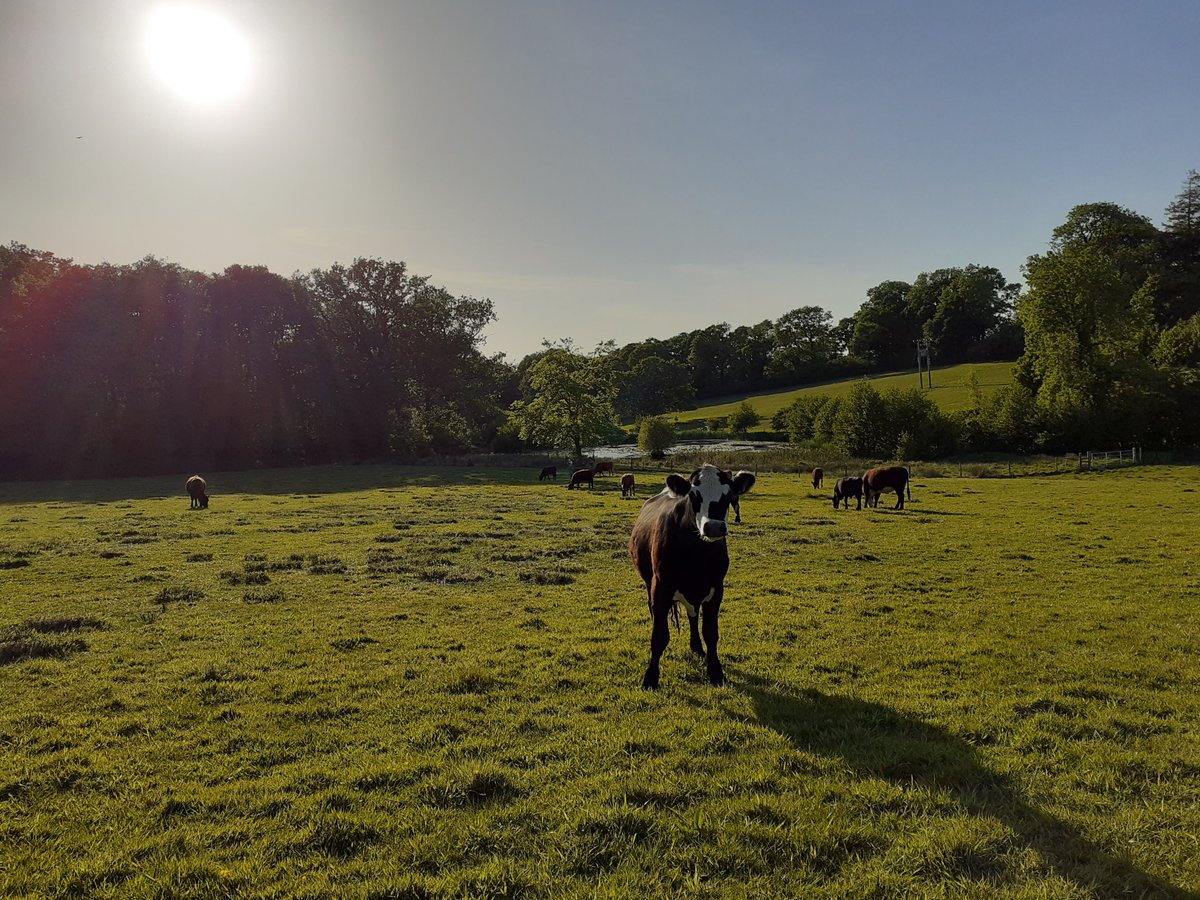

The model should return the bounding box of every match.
[915,339,932,389]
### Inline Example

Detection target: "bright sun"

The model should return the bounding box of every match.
[145,6,251,103]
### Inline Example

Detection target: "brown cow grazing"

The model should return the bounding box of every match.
[539,466,557,481]
[620,473,636,498]
[629,465,756,689]
[186,475,209,509]
[567,468,596,490]
[594,460,615,476]
[863,465,911,509]
[832,476,863,510]
[812,467,823,489]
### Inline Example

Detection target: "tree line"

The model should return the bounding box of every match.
[774,171,1200,457]
[3,169,1198,478]
[0,254,512,478]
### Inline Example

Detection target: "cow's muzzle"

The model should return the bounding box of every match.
[700,519,728,541]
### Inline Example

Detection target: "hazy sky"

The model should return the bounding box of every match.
[3,1,1198,361]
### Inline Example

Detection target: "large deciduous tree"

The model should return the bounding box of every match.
[507,349,616,463]
[765,306,839,381]
[849,281,914,368]
[1017,203,1161,447]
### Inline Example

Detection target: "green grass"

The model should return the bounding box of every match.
[673,360,1016,425]
[1,462,1197,898]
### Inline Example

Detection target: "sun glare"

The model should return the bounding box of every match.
[145,6,251,103]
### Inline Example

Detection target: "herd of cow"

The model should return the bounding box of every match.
[183,459,911,691]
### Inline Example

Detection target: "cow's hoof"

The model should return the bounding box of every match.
[690,640,705,656]
[642,669,660,690]
[707,663,726,686]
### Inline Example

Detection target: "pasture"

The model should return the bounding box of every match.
[1,464,1197,898]
[672,360,1016,425]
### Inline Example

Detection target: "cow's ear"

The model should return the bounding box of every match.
[731,471,756,496]
[665,474,691,497]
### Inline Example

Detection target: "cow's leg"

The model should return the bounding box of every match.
[732,498,741,524]
[643,584,672,690]
[700,590,726,686]
[688,611,704,656]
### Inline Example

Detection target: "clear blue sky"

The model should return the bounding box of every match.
[2,1,1197,360]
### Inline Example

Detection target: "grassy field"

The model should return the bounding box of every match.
[672,360,1016,425]
[1,463,1197,899]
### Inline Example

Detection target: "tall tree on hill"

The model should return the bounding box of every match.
[923,266,1020,363]
[765,306,839,381]
[1160,169,1200,325]
[849,280,914,368]
[613,355,695,421]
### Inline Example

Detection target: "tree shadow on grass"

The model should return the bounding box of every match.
[732,672,1192,898]
[0,463,548,505]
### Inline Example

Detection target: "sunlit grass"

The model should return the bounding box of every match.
[0,463,1196,897]
[672,360,1016,425]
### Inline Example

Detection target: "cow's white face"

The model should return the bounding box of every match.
[666,465,755,542]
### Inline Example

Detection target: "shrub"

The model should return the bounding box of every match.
[638,416,675,456]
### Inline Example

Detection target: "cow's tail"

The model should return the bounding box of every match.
[906,468,912,501]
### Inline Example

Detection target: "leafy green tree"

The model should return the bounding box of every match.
[688,323,735,396]
[774,394,832,443]
[1017,203,1160,447]
[922,266,1020,362]
[766,306,839,380]
[728,402,761,437]
[1160,169,1200,325]
[812,395,844,445]
[638,416,676,457]
[508,349,616,463]
[1154,314,1200,368]
[613,355,695,420]
[831,381,888,457]
[849,281,914,368]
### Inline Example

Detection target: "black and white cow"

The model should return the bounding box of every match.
[729,470,754,523]
[629,465,756,689]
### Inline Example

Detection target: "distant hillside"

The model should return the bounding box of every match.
[670,360,1016,425]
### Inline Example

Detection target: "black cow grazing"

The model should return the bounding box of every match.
[539,466,557,481]
[832,476,864,510]
[620,473,636,498]
[811,467,823,489]
[863,465,911,509]
[729,470,754,523]
[629,465,756,689]
[567,468,597,490]
[186,475,209,509]
[594,460,615,476]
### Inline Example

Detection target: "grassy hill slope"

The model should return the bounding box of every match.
[673,360,1015,425]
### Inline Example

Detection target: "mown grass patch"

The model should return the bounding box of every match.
[0,463,1197,897]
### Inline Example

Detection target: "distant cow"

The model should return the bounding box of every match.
[729,470,754,523]
[185,475,208,509]
[832,476,863,510]
[594,460,615,476]
[621,473,636,498]
[629,465,756,689]
[863,466,911,509]
[567,468,596,490]
[539,466,557,481]
[812,467,823,489]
